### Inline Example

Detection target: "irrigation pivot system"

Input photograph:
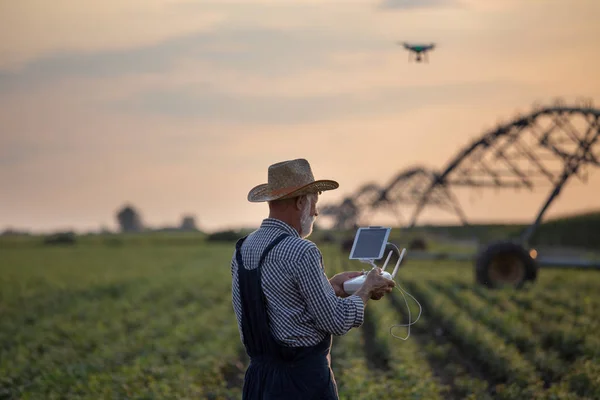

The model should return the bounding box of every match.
[319,167,467,230]
[322,99,600,288]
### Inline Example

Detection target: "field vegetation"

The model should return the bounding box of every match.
[406,209,600,251]
[1,231,599,399]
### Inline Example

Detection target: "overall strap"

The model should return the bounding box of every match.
[236,233,289,357]
[234,235,248,266]
[251,233,289,318]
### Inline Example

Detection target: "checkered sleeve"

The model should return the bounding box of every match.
[295,245,365,335]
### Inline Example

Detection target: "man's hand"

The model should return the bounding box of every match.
[329,271,363,297]
[354,267,396,305]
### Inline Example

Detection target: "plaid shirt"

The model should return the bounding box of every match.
[230,218,365,347]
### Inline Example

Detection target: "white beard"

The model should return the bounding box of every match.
[299,200,315,238]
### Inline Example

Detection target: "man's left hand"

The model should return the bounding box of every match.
[329,271,363,298]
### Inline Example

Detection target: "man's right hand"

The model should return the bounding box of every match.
[355,267,396,304]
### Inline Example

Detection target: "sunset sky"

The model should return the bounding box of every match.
[1,0,599,233]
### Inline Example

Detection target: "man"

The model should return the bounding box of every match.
[230,158,396,400]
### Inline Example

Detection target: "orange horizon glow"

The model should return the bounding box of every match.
[1,0,599,234]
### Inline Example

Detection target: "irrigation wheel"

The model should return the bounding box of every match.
[475,241,538,289]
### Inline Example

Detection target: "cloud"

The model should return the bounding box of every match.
[378,0,464,10]
[0,26,387,93]
[0,0,224,69]
[114,78,538,125]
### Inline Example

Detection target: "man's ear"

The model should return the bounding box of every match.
[294,195,306,211]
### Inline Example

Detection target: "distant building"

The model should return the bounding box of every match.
[116,205,144,233]
[180,215,199,231]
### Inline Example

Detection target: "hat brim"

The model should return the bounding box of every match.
[247,180,339,203]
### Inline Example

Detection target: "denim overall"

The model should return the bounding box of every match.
[235,233,339,400]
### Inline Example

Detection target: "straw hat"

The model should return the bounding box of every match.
[247,158,339,202]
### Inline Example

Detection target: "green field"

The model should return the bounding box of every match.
[1,235,599,399]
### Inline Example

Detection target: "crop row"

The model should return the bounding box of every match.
[430,280,571,387]
[408,279,562,399]
[387,296,494,400]
[464,282,600,398]
[1,244,245,399]
[469,282,600,361]
[415,268,599,399]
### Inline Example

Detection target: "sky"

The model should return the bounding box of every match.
[1,0,599,233]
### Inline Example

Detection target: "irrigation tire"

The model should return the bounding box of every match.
[475,241,538,289]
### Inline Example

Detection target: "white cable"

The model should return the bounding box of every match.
[385,242,423,341]
[354,242,422,340]
[388,279,423,340]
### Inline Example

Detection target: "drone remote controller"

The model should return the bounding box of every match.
[343,227,421,341]
[343,270,393,294]
[344,247,407,295]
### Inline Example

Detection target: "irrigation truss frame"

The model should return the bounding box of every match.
[322,98,600,246]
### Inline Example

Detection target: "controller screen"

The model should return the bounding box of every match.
[350,228,389,259]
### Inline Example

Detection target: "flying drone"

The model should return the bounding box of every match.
[398,42,436,63]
